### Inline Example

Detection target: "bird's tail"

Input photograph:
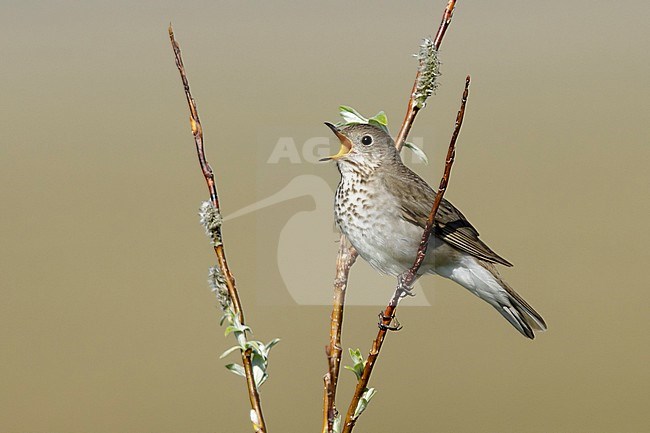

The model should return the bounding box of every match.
[496,288,547,339]
[440,257,547,339]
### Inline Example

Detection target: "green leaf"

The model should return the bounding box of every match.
[338,106,390,133]
[353,387,377,418]
[368,120,389,133]
[225,320,251,337]
[349,348,364,365]
[345,348,365,380]
[368,111,388,126]
[343,365,361,381]
[242,338,281,360]
[225,363,246,377]
[371,111,388,125]
[251,352,269,387]
[403,141,429,164]
[363,387,377,403]
[258,338,281,358]
[332,414,342,433]
[245,340,262,353]
[339,105,369,124]
[266,338,281,350]
[220,345,241,359]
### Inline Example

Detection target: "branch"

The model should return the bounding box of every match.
[323,236,358,433]
[342,75,471,433]
[395,0,457,151]
[323,2,459,432]
[168,25,267,433]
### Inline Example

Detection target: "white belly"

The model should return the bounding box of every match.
[335,178,454,276]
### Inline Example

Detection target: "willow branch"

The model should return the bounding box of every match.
[323,3,459,431]
[168,25,267,433]
[395,0,457,151]
[323,236,358,433]
[342,76,471,433]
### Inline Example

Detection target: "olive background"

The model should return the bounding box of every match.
[1,1,648,432]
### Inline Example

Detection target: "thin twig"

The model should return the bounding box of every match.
[323,236,358,433]
[395,0,457,151]
[342,76,471,433]
[168,25,267,433]
[433,0,457,50]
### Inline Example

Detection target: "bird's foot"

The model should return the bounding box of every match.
[377,312,402,331]
[396,274,416,298]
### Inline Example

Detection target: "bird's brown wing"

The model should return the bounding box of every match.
[382,163,513,267]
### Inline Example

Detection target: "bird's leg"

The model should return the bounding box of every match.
[376,271,420,332]
[396,272,418,297]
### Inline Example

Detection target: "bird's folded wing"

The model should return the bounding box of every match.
[386,166,513,267]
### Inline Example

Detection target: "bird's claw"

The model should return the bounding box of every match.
[396,274,416,298]
[377,312,402,331]
[398,288,415,298]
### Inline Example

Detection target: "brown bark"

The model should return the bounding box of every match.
[169,25,267,433]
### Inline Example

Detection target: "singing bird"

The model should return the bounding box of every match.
[322,122,546,339]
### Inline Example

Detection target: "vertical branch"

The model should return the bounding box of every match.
[169,25,267,433]
[323,2,460,432]
[395,0,457,151]
[433,0,458,49]
[407,75,470,280]
[342,76,471,433]
[323,236,358,433]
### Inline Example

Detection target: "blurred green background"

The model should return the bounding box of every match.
[1,1,648,432]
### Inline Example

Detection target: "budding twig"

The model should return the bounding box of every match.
[395,0,457,151]
[342,76,471,433]
[169,24,267,433]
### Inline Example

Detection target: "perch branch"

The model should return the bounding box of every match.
[323,2,459,432]
[342,75,471,433]
[323,236,358,433]
[395,0,457,151]
[168,25,267,433]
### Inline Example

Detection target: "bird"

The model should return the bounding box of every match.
[321,122,547,339]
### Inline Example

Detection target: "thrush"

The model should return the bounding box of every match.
[322,122,547,339]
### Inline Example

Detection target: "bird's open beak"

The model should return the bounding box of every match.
[320,122,353,162]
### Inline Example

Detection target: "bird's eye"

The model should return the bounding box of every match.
[361,135,373,146]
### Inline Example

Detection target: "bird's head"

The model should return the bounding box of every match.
[321,123,398,169]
